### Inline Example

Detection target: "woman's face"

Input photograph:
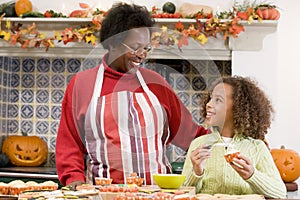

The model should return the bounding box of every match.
[205,83,233,129]
[109,27,151,73]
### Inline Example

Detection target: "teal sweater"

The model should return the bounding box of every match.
[182,130,287,199]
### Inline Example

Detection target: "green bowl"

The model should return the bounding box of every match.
[153,174,186,189]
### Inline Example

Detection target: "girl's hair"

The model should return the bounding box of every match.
[200,75,274,140]
[100,2,155,49]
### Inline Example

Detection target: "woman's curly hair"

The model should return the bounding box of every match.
[200,75,274,140]
[100,2,155,49]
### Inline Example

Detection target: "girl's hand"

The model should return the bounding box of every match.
[190,145,211,176]
[229,154,254,180]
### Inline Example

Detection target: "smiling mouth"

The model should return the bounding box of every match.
[206,111,215,119]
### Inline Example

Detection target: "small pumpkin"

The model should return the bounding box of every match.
[271,145,300,183]
[14,0,32,17]
[256,6,280,20]
[2,132,48,167]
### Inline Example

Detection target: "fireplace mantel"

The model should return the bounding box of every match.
[0,18,278,60]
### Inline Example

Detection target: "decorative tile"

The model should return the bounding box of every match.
[22,58,35,72]
[191,93,201,107]
[10,74,20,87]
[2,57,11,71]
[0,56,3,69]
[2,88,7,102]
[8,120,18,133]
[192,76,207,91]
[51,121,59,135]
[11,57,21,72]
[191,108,204,124]
[36,90,49,103]
[51,89,64,103]
[21,89,34,103]
[50,137,56,151]
[1,103,7,118]
[191,60,208,75]
[36,105,49,119]
[37,58,51,72]
[180,60,191,74]
[175,75,190,90]
[8,104,18,118]
[51,105,61,120]
[52,58,65,73]
[36,121,49,134]
[3,73,10,87]
[177,92,190,107]
[21,74,35,88]
[1,119,7,133]
[208,60,222,76]
[51,74,65,88]
[8,89,19,103]
[21,120,33,134]
[82,58,98,71]
[0,70,2,85]
[37,74,50,88]
[67,58,81,73]
[21,105,34,118]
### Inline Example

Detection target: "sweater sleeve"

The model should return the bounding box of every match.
[245,141,287,199]
[182,138,204,189]
[55,76,87,186]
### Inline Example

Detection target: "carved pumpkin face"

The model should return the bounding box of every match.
[271,146,300,183]
[2,135,48,166]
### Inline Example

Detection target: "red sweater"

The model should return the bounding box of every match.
[56,60,208,186]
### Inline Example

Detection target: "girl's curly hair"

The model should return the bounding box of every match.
[200,75,274,140]
[100,2,155,49]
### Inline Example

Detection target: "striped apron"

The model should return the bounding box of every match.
[84,64,172,185]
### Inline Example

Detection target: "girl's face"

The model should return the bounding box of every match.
[110,27,151,73]
[205,83,233,129]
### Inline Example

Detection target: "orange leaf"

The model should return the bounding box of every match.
[175,21,184,31]
[21,40,29,48]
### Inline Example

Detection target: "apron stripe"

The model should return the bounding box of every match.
[118,92,133,179]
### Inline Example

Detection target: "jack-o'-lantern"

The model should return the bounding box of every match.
[2,132,48,166]
[271,145,300,183]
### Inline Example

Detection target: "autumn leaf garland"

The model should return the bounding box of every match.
[0,14,245,51]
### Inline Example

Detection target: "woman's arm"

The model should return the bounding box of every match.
[56,77,87,186]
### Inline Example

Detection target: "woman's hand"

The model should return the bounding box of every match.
[190,145,212,176]
[67,180,86,190]
[229,154,254,180]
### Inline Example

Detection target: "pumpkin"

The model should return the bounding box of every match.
[2,132,48,167]
[256,6,280,20]
[271,145,300,183]
[162,2,176,14]
[14,0,32,17]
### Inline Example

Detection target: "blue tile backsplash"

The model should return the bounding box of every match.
[0,56,231,167]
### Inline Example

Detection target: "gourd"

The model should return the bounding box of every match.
[0,1,17,17]
[271,145,300,183]
[2,132,48,166]
[162,2,176,14]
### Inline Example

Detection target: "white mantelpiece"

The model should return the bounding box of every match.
[0,18,278,60]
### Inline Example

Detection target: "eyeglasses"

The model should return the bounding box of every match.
[121,42,153,55]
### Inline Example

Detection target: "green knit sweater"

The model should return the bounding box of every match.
[182,130,287,199]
